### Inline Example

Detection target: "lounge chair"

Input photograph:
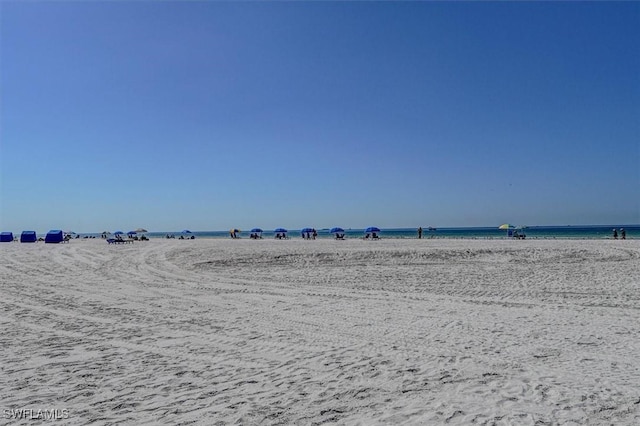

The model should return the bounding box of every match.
[107,238,134,244]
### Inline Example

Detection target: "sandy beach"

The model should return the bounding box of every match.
[1,238,639,424]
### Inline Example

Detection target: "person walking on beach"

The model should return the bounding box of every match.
[621,228,626,239]
[418,227,423,239]
[613,228,618,239]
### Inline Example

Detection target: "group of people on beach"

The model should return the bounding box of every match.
[613,228,626,239]
[301,229,318,240]
[165,234,195,240]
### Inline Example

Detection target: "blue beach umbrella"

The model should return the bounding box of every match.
[127,231,137,236]
[301,227,314,233]
[330,227,345,234]
[182,230,192,234]
[114,231,124,235]
[365,227,380,233]
[251,228,263,233]
[274,228,288,233]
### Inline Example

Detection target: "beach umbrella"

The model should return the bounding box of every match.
[499,223,516,237]
[301,227,314,233]
[114,231,124,235]
[274,228,288,233]
[365,226,381,233]
[135,228,148,233]
[250,228,263,233]
[127,231,137,236]
[330,227,344,234]
[182,230,192,234]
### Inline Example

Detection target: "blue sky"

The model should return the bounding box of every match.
[1,1,639,232]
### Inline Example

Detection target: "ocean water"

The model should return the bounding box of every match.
[24,225,635,241]
[139,225,639,240]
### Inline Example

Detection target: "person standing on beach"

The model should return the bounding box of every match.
[418,227,423,239]
[621,228,626,239]
[613,228,618,239]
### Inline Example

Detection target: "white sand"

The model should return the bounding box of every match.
[1,238,639,424]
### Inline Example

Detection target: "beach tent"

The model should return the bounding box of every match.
[45,230,64,244]
[0,232,14,242]
[20,231,37,243]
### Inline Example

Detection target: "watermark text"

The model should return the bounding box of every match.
[3,408,69,421]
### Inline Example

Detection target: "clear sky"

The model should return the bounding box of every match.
[1,1,639,233]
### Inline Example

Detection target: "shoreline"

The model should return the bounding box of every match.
[2,224,638,242]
